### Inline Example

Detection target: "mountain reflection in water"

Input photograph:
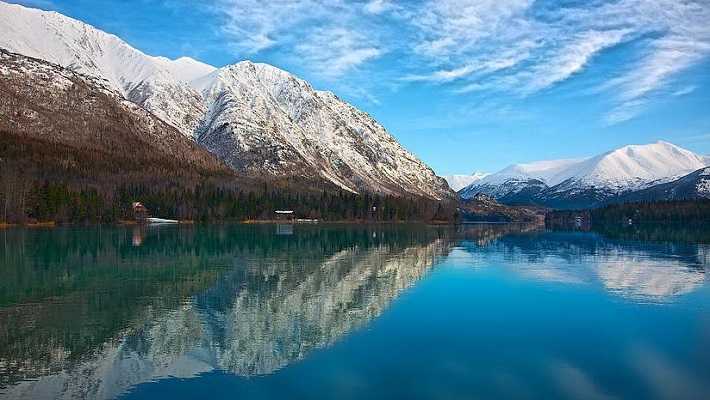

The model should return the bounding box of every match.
[0,225,451,399]
[459,229,708,302]
[0,223,708,400]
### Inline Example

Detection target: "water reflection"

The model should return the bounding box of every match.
[0,225,451,399]
[0,224,708,400]
[459,230,708,302]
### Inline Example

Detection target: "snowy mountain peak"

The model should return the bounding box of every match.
[567,140,707,188]
[152,55,216,83]
[444,172,490,191]
[491,158,585,186]
[1,1,452,199]
[197,60,451,199]
[0,1,213,136]
[461,141,709,208]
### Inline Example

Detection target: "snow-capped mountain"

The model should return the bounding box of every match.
[0,1,213,137]
[443,172,489,191]
[195,61,450,198]
[461,141,709,208]
[0,49,233,179]
[0,1,451,199]
[551,141,708,189]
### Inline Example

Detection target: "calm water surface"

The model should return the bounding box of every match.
[0,224,708,399]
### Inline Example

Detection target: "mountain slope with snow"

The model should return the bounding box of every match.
[0,1,214,136]
[553,141,708,190]
[616,167,710,202]
[196,62,452,199]
[0,2,451,200]
[461,141,709,208]
[0,49,235,181]
[444,172,489,191]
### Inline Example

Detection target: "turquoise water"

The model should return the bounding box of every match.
[0,224,708,399]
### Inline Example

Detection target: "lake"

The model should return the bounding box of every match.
[0,224,708,400]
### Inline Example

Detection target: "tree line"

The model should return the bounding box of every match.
[546,199,710,228]
[1,179,455,224]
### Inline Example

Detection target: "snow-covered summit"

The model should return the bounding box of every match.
[468,141,706,192]
[483,158,586,187]
[197,61,452,199]
[559,141,708,190]
[152,55,216,83]
[0,1,451,199]
[444,172,490,191]
[460,141,709,207]
[0,1,214,136]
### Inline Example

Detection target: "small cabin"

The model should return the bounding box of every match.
[275,210,295,221]
[132,202,149,222]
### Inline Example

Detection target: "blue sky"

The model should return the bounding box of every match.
[9,0,710,175]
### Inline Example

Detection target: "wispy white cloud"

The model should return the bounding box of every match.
[602,31,710,124]
[213,0,385,79]
[403,0,710,123]
[672,85,698,97]
[215,0,315,54]
[402,48,530,84]
[210,0,710,123]
[604,99,646,125]
[402,64,477,83]
[453,82,488,94]
[410,0,535,59]
[295,27,383,78]
[363,0,395,15]
[522,29,631,93]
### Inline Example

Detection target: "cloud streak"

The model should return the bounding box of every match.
[294,27,383,78]
[405,0,710,124]
[213,0,387,80]
[210,0,710,123]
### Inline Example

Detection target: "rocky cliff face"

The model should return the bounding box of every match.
[197,62,452,199]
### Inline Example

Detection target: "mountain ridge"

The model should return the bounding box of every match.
[460,141,709,209]
[443,172,490,191]
[0,48,242,193]
[0,1,209,136]
[0,1,452,200]
[615,166,710,203]
[196,61,451,199]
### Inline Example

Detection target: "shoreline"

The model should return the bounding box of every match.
[0,219,464,229]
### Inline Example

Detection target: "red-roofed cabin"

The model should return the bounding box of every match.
[132,202,149,222]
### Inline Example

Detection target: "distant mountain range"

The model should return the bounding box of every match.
[0,1,451,200]
[460,141,710,209]
[443,172,489,191]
